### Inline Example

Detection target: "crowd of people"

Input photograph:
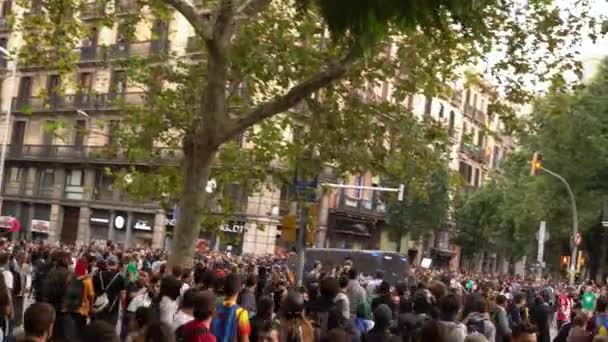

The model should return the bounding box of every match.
[1,239,608,342]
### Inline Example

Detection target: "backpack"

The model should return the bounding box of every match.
[310,299,348,341]
[400,313,430,342]
[176,324,214,342]
[92,272,120,314]
[211,304,242,342]
[466,317,487,337]
[8,263,22,296]
[596,315,608,336]
[63,274,85,312]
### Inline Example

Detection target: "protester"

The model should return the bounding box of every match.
[237,274,257,317]
[437,293,467,342]
[0,272,11,342]
[530,296,551,342]
[361,304,400,342]
[494,295,512,342]
[463,294,496,342]
[19,303,55,342]
[346,269,366,318]
[249,297,276,342]
[175,290,217,342]
[92,256,125,326]
[280,291,314,342]
[211,274,251,342]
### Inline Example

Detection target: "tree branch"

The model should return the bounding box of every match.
[222,45,361,141]
[163,0,212,40]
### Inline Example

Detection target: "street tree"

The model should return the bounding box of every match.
[11,0,604,266]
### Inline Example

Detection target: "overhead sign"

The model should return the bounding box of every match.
[114,215,125,229]
[31,219,50,233]
[219,222,247,234]
[134,220,152,231]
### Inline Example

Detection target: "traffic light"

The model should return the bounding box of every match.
[530,152,543,176]
[561,255,570,268]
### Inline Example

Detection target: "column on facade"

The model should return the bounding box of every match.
[25,167,37,196]
[152,210,166,249]
[108,210,116,241]
[48,204,63,243]
[125,212,133,247]
[26,205,34,240]
[77,207,91,246]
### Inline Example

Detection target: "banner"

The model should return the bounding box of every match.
[31,219,50,233]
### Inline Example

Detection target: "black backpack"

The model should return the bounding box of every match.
[63,274,85,312]
[466,317,487,337]
[8,263,22,296]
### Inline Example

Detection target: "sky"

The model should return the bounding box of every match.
[580,0,608,79]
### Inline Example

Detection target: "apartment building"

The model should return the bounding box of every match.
[0,0,280,252]
[315,75,516,269]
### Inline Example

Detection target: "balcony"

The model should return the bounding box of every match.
[81,2,105,19]
[460,141,486,162]
[333,188,387,218]
[108,41,154,59]
[7,144,182,165]
[12,92,147,113]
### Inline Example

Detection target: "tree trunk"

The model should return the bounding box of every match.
[169,142,217,268]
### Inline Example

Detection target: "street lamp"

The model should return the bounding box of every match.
[0,46,17,212]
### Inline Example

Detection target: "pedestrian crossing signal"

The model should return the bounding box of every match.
[530,152,543,176]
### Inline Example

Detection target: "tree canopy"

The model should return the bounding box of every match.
[10,0,605,265]
[455,58,608,268]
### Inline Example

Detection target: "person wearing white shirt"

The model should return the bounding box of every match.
[157,275,181,326]
[173,288,197,331]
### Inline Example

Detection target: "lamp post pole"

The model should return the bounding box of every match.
[540,166,578,285]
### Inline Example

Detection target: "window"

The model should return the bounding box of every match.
[36,169,55,197]
[448,111,456,136]
[458,162,472,184]
[17,76,32,99]
[424,96,432,116]
[8,166,21,183]
[474,168,480,187]
[78,72,93,92]
[1,1,12,17]
[46,74,61,98]
[465,89,471,105]
[353,174,364,198]
[74,120,86,147]
[438,104,444,119]
[473,93,478,108]
[94,170,114,200]
[493,146,501,168]
[108,120,119,145]
[65,170,84,199]
[477,131,484,147]
[110,70,127,93]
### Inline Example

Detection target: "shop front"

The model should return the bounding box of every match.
[199,219,248,254]
[132,213,155,247]
[90,209,111,244]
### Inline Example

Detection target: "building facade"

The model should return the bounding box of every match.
[0,0,281,252]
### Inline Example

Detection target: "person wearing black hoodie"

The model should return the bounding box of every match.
[362,304,400,342]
